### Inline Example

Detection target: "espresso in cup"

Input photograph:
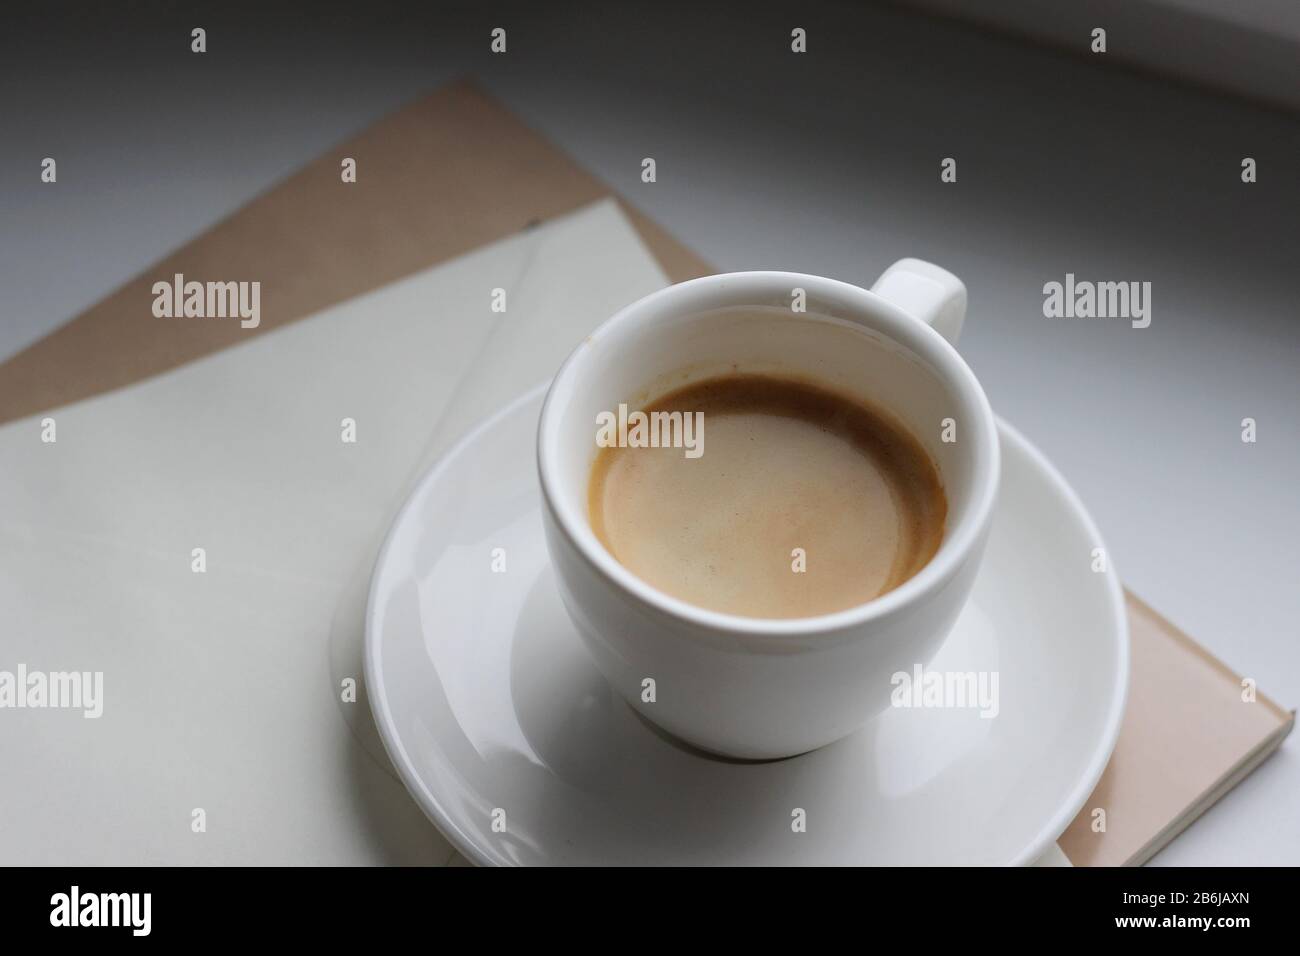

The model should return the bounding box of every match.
[588,373,946,619]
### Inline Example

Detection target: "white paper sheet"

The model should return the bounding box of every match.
[0,198,668,864]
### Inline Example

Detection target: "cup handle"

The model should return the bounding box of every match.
[870,258,968,348]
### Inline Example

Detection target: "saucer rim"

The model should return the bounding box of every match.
[364,382,1129,867]
[364,386,550,867]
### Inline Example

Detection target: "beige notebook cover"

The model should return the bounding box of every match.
[2,81,1290,865]
[1058,594,1292,865]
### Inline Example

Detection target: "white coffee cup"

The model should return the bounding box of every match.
[537,259,999,759]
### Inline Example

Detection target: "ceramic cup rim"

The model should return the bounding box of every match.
[536,270,1000,640]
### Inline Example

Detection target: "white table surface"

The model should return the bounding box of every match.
[2,1,1296,865]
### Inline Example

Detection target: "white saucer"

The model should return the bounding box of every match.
[365,384,1128,865]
